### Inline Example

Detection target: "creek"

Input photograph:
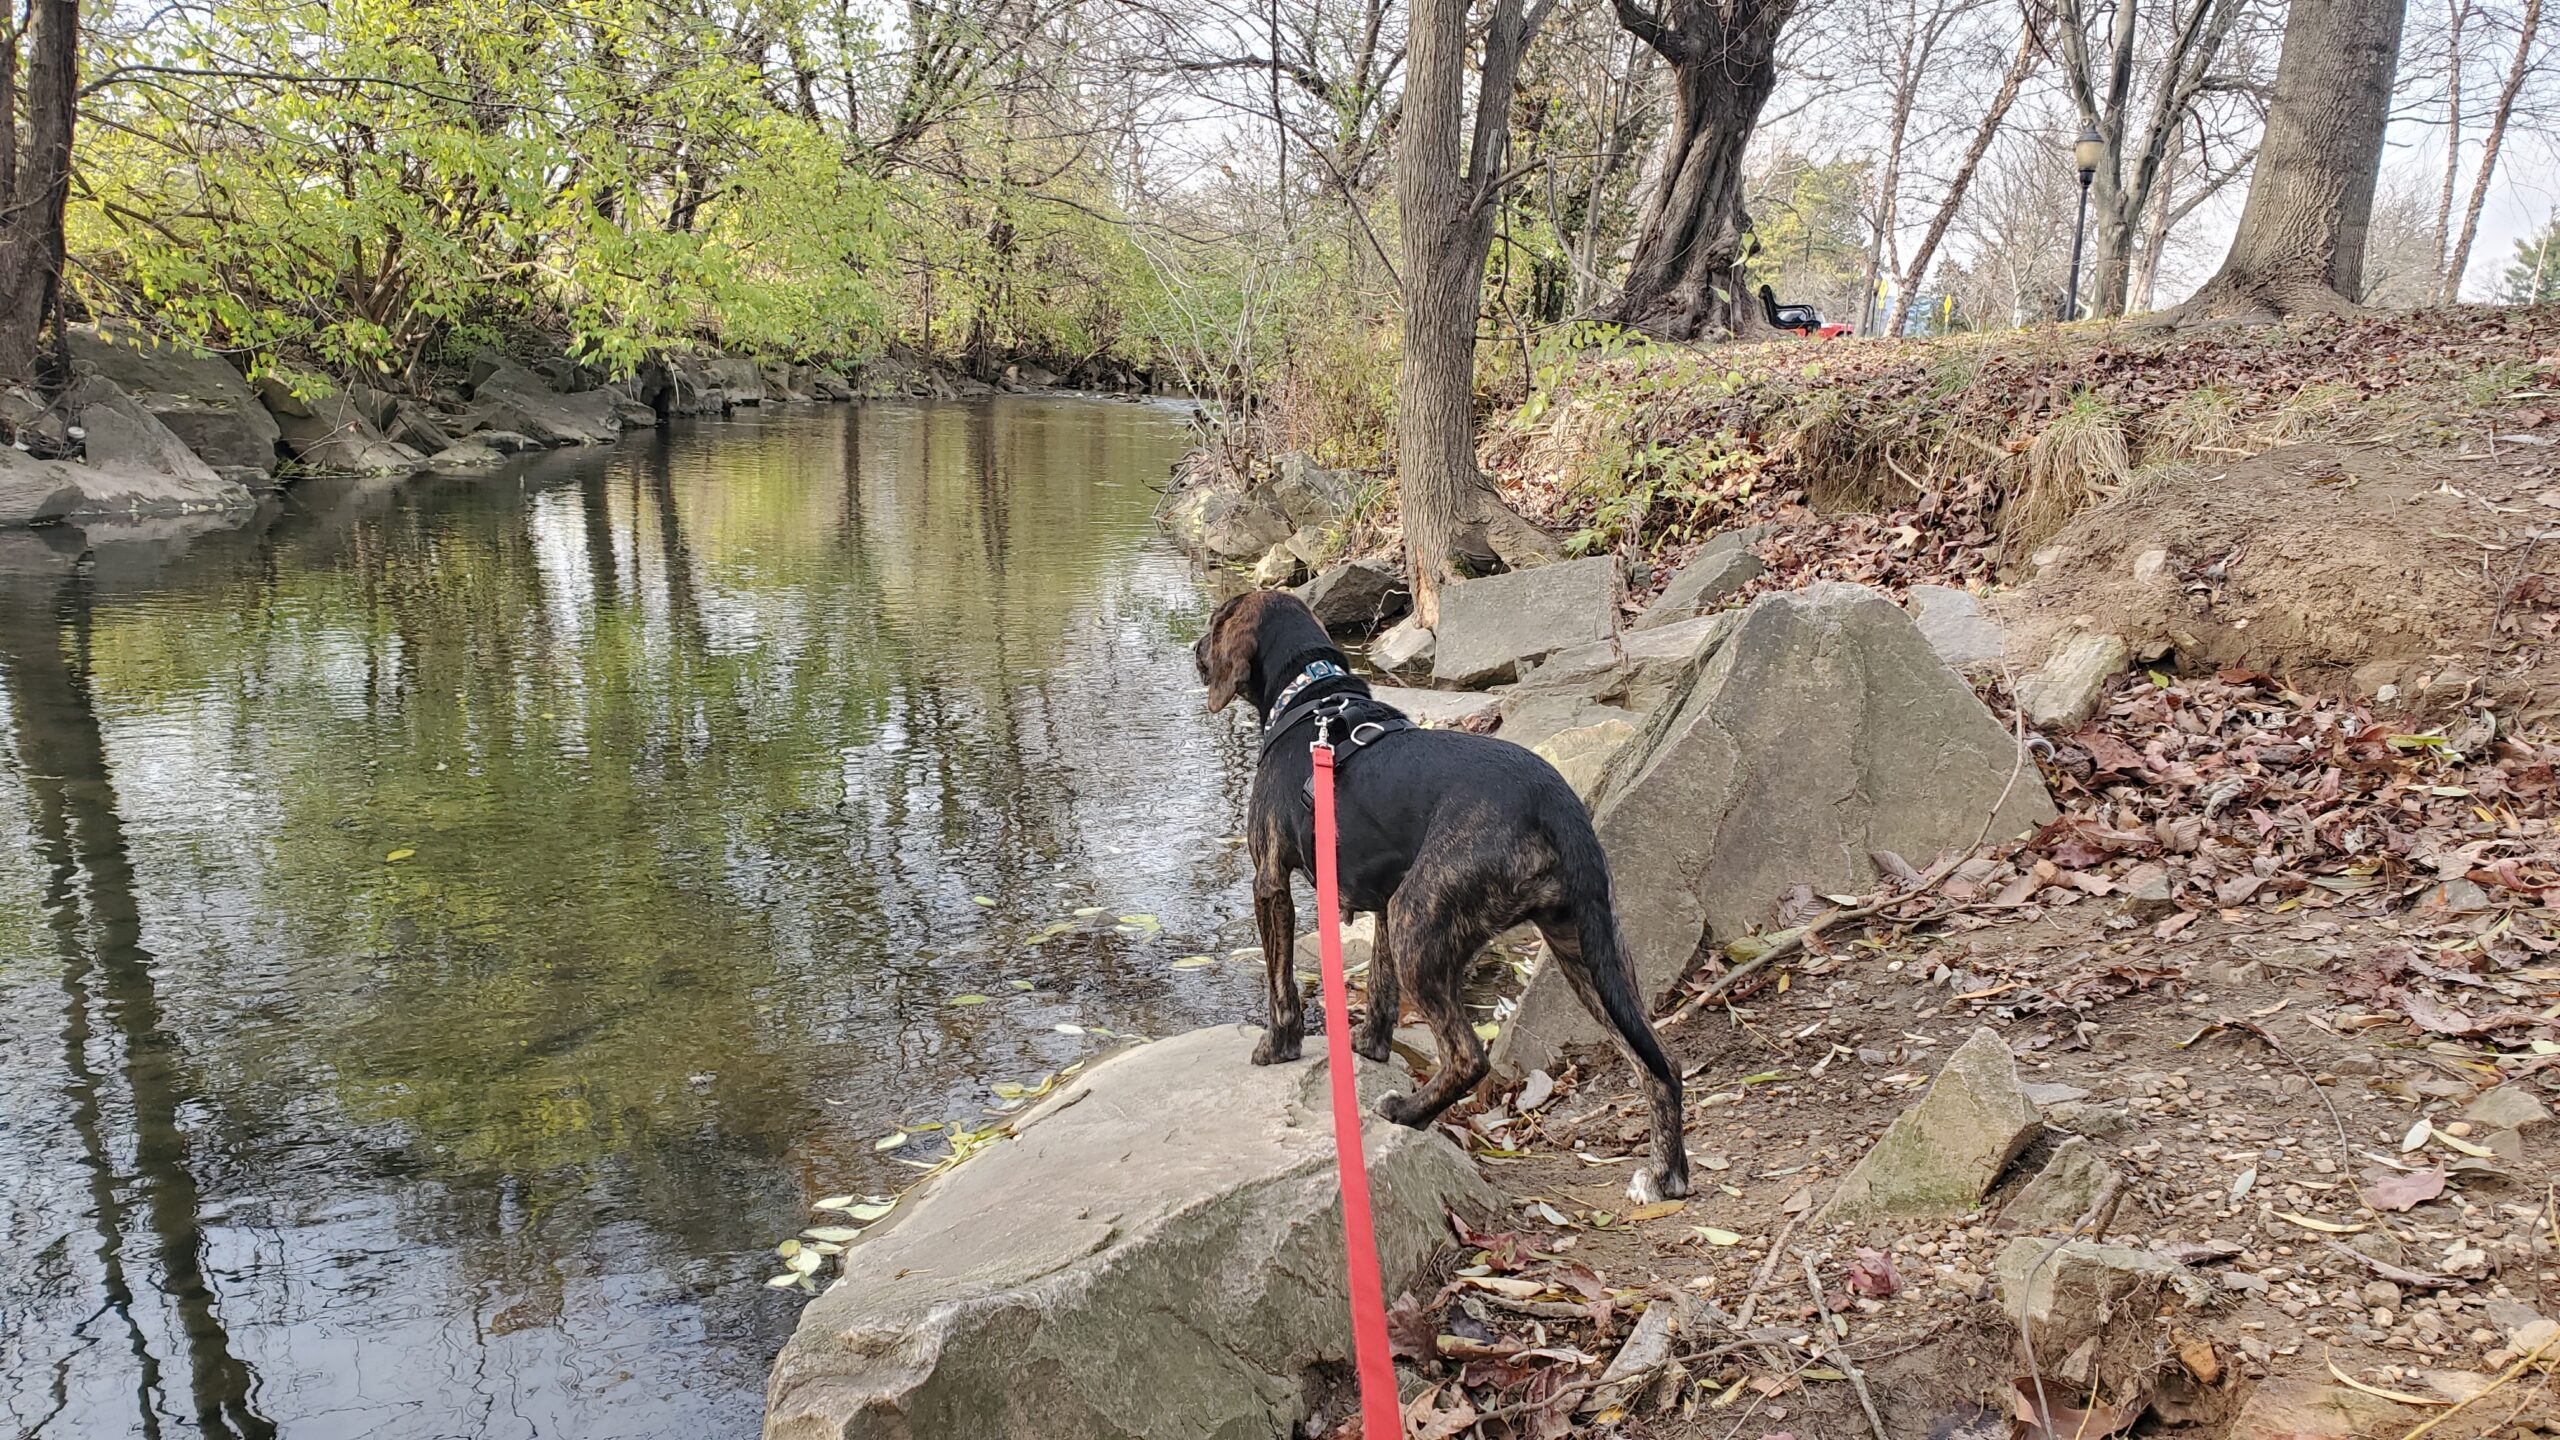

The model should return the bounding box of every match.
[0,396,1266,1438]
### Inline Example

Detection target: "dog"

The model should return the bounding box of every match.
[1194,590,1689,1202]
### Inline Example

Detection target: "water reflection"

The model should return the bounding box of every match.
[0,398,1257,1438]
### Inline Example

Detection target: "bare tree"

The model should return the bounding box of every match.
[2442,0,2546,300]
[2055,0,2254,318]
[1397,0,1561,617]
[0,0,78,382]
[2152,0,2406,324]
[1598,0,1799,339]
[1884,4,2042,334]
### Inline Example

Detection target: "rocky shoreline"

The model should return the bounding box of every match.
[0,322,1165,530]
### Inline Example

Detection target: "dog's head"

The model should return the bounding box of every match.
[1194,590,1330,713]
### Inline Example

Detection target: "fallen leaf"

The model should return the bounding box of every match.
[801,1225,864,1243]
[385,847,416,862]
[947,994,990,1007]
[1624,1199,1685,1223]
[2275,1211,2368,1235]
[2010,1376,2141,1440]
[2359,1167,2448,1212]
[2325,1355,2453,1406]
[874,1131,909,1151]
[972,895,996,907]
[1845,1247,1903,1299]
[1692,1226,1744,1247]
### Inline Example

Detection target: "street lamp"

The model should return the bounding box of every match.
[2064,127,2104,321]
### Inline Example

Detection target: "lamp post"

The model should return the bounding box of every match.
[2064,126,2103,321]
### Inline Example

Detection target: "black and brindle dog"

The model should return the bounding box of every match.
[1195,590,1689,1202]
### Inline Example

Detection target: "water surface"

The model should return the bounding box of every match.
[0,397,1264,1438]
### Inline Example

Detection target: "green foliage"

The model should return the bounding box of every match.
[1745,154,1876,323]
[2501,218,2560,307]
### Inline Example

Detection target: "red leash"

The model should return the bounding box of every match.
[1310,734,1403,1439]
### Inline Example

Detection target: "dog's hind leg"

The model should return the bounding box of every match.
[1374,876,1500,1129]
[1350,910,1398,1064]
[1535,900,1690,1202]
[1250,875,1304,1065]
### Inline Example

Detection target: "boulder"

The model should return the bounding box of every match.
[0,444,251,526]
[260,378,428,473]
[2017,631,2129,731]
[1498,691,1641,753]
[800,367,855,401]
[469,357,621,446]
[1371,685,1500,729]
[1824,1027,2041,1221]
[1632,526,1766,631]
[1267,454,1352,526]
[474,430,542,455]
[1535,720,1637,801]
[763,1025,1499,1440]
[387,402,456,456]
[1906,584,2006,670]
[1250,544,1302,588]
[637,355,727,415]
[1492,585,2055,1074]
[2463,1085,2552,1132]
[1283,524,1330,569]
[2224,1380,2402,1440]
[1299,558,1410,635]
[1368,616,1434,674]
[1513,611,1736,716]
[760,360,810,402]
[63,322,280,475]
[1003,360,1063,390]
[1997,1136,2123,1232]
[1160,483,1223,554]
[1200,490,1294,560]
[1,385,67,457]
[703,357,768,405]
[63,377,226,489]
[1995,1237,2214,1389]
[1433,556,1619,688]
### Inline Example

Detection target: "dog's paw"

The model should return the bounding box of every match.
[1625,1166,1691,1204]
[1350,1024,1394,1065]
[1250,1031,1302,1066]
[1375,1090,1418,1127]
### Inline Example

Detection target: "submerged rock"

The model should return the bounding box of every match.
[1432,555,1618,688]
[1824,1027,2041,1221]
[1493,584,2055,1073]
[764,1024,1498,1440]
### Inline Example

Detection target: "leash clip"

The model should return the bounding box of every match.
[1312,714,1336,751]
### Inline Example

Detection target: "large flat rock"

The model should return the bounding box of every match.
[1493,583,2055,1074]
[64,322,280,475]
[1433,556,1619,687]
[766,1025,1499,1440]
[0,444,252,526]
[469,355,623,446]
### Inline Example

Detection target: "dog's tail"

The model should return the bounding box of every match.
[1558,829,1679,1094]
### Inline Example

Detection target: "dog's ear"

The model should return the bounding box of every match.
[1197,593,1260,713]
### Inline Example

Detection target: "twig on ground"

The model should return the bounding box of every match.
[2392,1326,2558,1440]
[1800,1251,1891,1440]
[1732,1209,1803,1336]
[1666,855,1966,1022]
[2178,1016,2353,1159]
[1976,660,2032,854]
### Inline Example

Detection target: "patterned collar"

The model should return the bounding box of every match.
[1264,660,1350,729]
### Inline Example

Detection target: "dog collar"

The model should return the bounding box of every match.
[1265,660,1350,728]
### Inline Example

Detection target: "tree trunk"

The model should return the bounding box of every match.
[0,0,77,384]
[1887,15,2040,336]
[2443,0,2542,302]
[2434,0,2472,287]
[2152,0,2406,325]
[1600,0,1795,340]
[1395,0,1559,623]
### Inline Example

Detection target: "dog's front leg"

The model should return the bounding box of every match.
[1250,878,1304,1064]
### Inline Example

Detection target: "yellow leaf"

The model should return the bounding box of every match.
[1460,1275,1547,1298]
[1624,1200,1686,1223]
[2275,1211,2368,1235]
[1692,1226,1745,1246]
[385,848,416,862]
[2324,1355,2452,1406]
[874,1131,908,1151]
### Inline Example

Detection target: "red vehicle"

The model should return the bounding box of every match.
[1759,284,1853,339]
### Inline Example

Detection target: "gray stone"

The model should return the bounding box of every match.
[1368,616,1434,674]
[1433,555,1619,688]
[1998,1136,2121,1231]
[760,360,810,402]
[63,322,280,474]
[637,355,727,415]
[473,430,541,454]
[1298,559,1409,635]
[2223,1380,2399,1440]
[1823,1028,2042,1221]
[63,377,226,489]
[1493,585,2055,1074]
[1292,913,1377,977]
[1250,543,1302,588]
[1995,1237,2213,1380]
[1535,720,1637,801]
[1371,685,1499,729]
[387,402,456,456]
[469,358,621,446]
[428,440,506,471]
[763,1024,1499,1440]
[1159,483,1221,554]
[0,385,66,457]
[2462,1085,2553,1132]
[2118,861,2177,919]
[260,379,427,473]
[703,357,767,405]
[800,367,855,401]
[0,445,251,526]
[2043,1100,2134,1138]
[1516,611,1737,715]
[1632,527,1766,631]
[1267,454,1353,526]
[1283,524,1330,569]
[1200,490,1295,560]
[1906,584,2005,670]
[1497,689,1642,753]
[2016,631,2129,731]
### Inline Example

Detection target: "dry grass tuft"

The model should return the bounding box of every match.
[2010,390,2129,547]
[2144,385,2245,462]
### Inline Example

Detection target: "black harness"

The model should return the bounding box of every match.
[1257,654,1418,806]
